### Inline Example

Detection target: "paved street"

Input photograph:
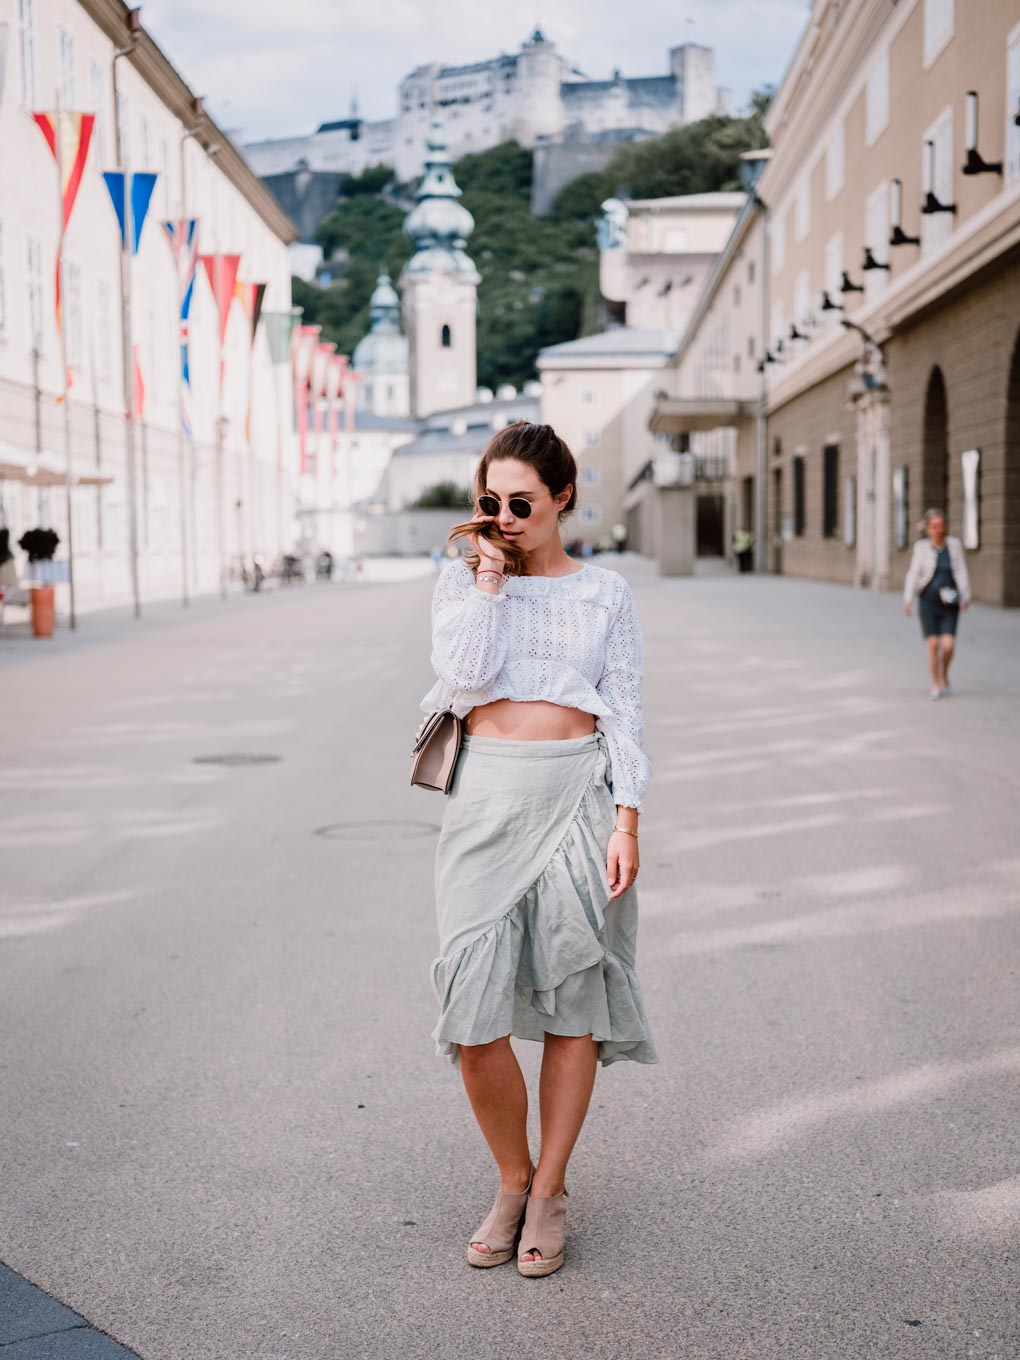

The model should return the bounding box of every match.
[2,559,1019,1360]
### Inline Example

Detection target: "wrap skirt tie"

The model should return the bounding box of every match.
[430,730,658,1068]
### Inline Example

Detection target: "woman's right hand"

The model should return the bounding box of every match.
[469,513,509,575]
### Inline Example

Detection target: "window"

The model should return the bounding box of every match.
[140,116,152,169]
[26,236,43,351]
[794,175,811,242]
[865,49,889,145]
[584,430,599,446]
[90,63,106,164]
[160,139,170,214]
[921,108,954,257]
[771,209,786,275]
[825,123,844,200]
[65,260,83,369]
[117,92,129,165]
[793,271,811,334]
[822,444,839,538]
[579,505,602,525]
[733,284,741,308]
[145,308,158,400]
[0,223,6,336]
[581,388,595,404]
[440,323,451,348]
[924,0,954,68]
[97,280,113,381]
[793,454,806,536]
[822,233,844,331]
[580,465,600,484]
[747,335,755,358]
[18,0,37,109]
[58,29,75,108]
[770,301,785,352]
[864,182,890,300]
[1007,23,1020,184]
[747,259,755,285]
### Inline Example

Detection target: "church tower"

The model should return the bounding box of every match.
[400,120,480,418]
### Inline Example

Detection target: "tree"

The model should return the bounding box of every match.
[409,481,473,509]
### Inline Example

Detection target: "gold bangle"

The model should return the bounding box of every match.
[612,825,639,838]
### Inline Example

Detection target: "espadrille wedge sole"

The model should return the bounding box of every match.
[466,1165,534,1268]
[517,1187,569,1278]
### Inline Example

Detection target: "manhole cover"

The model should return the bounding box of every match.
[314,820,440,841]
[193,754,282,766]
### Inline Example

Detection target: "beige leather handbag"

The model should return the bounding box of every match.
[410,709,463,794]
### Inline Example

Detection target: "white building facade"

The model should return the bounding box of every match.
[0,0,298,615]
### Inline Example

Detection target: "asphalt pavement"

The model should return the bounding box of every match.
[2,557,1018,1360]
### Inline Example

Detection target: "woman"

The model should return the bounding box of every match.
[420,421,657,1279]
[903,508,971,698]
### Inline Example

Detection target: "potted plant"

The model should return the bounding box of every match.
[18,527,60,637]
[733,529,755,573]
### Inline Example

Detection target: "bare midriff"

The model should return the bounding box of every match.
[464,698,596,741]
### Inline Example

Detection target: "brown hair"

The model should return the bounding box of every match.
[447,421,578,576]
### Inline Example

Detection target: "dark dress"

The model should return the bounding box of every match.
[918,544,960,637]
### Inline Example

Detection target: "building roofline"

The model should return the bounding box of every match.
[81,0,299,245]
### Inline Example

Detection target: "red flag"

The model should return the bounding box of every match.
[133,344,146,421]
[292,324,320,475]
[199,254,242,345]
[33,111,94,338]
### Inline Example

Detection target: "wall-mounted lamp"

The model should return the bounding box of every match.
[790,323,807,341]
[840,270,864,295]
[889,178,920,247]
[1014,98,1020,127]
[820,291,843,312]
[862,246,890,272]
[962,91,1003,176]
[774,338,785,356]
[921,139,957,215]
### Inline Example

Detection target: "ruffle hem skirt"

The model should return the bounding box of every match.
[430,730,658,1068]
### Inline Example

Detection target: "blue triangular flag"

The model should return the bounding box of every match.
[130,172,158,255]
[102,171,126,246]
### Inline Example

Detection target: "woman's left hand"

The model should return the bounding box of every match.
[607,831,639,899]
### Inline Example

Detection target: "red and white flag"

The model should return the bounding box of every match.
[32,111,95,338]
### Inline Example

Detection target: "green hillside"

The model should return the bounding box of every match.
[292,96,768,391]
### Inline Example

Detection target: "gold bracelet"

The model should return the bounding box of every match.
[612,825,639,838]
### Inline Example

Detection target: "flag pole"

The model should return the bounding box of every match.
[54,93,78,631]
[112,33,141,619]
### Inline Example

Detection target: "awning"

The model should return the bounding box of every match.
[0,444,114,488]
[648,397,755,435]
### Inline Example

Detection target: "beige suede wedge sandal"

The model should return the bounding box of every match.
[517,1188,569,1278]
[466,1165,535,1268]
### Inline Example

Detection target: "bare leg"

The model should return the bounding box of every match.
[458,1036,532,1254]
[940,635,956,687]
[522,1033,599,1262]
[926,635,941,691]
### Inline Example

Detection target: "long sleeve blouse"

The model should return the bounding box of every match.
[420,557,652,810]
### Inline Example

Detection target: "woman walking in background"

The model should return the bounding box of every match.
[903,508,971,699]
[419,421,657,1279]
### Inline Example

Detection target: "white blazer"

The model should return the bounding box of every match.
[902,535,971,606]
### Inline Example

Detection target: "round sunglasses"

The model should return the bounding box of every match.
[477,492,542,519]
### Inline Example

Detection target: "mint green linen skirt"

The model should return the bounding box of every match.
[430,730,658,1068]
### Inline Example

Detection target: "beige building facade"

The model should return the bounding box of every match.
[755,0,1020,604]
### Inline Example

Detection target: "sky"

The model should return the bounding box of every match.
[140,0,809,145]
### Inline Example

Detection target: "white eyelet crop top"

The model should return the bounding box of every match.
[420,557,652,810]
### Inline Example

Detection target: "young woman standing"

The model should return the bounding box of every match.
[419,421,657,1279]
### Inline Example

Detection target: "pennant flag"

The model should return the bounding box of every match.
[292,324,320,475]
[200,254,242,345]
[234,281,268,348]
[162,219,200,436]
[311,342,336,454]
[133,343,146,421]
[263,309,299,366]
[33,111,95,338]
[326,354,348,476]
[101,171,158,253]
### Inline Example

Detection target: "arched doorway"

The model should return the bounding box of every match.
[1005,330,1020,606]
[921,366,949,527]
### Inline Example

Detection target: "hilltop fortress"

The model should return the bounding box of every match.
[245,29,727,221]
